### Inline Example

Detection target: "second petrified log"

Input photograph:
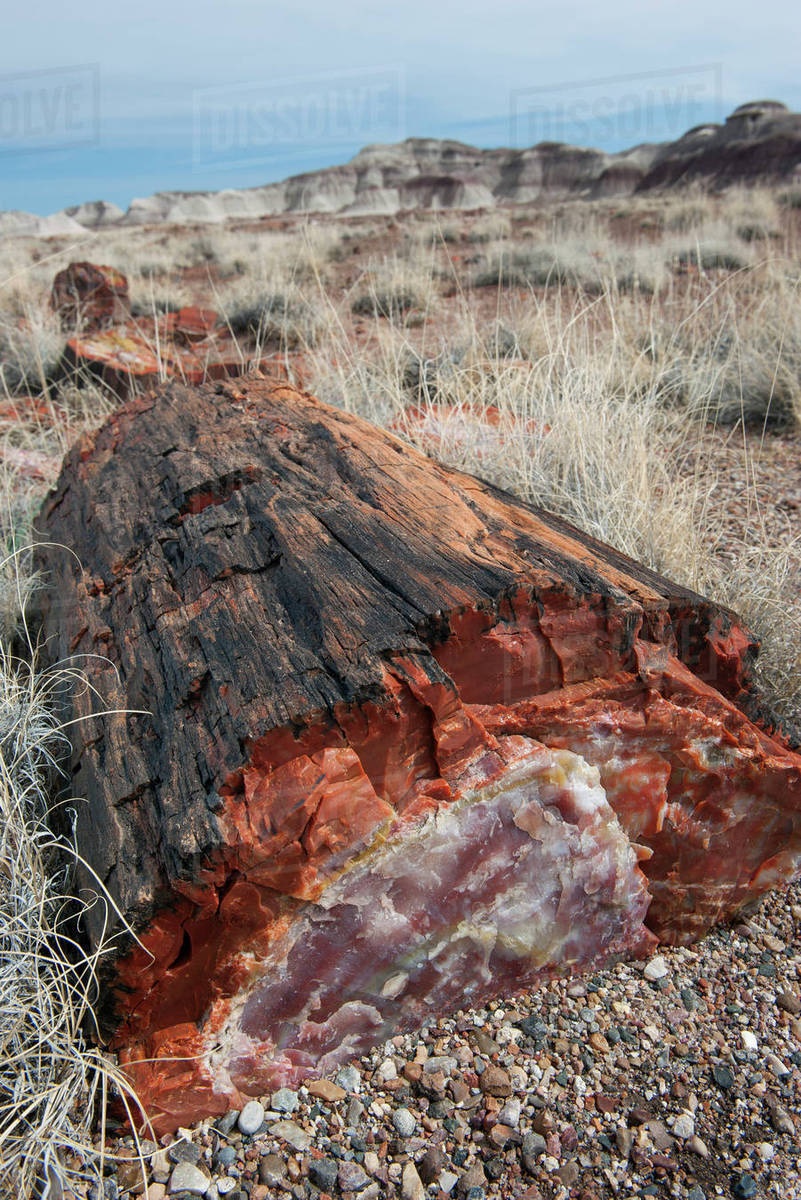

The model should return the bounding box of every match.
[33,377,801,1133]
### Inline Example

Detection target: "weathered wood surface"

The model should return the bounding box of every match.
[33,376,801,1132]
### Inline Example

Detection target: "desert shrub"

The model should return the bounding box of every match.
[222,289,322,348]
[352,287,421,318]
[672,244,749,272]
[778,188,801,210]
[0,308,64,395]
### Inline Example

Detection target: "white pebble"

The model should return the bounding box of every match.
[673,1113,695,1139]
[741,1030,758,1052]
[766,1052,790,1076]
[439,1170,459,1194]
[237,1099,265,1135]
[643,956,668,981]
[757,1142,775,1161]
[168,1162,210,1195]
[376,1059,398,1083]
[392,1107,416,1137]
[498,1097,521,1127]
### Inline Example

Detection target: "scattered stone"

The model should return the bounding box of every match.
[767,1099,795,1135]
[687,1135,709,1158]
[336,1065,362,1093]
[672,1113,695,1139]
[236,1100,265,1135]
[339,1160,370,1191]
[418,1146,447,1184]
[776,988,801,1015]
[401,1161,426,1200]
[392,1107,417,1137]
[215,1112,238,1136]
[270,1088,299,1113]
[168,1141,201,1165]
[479,1063,512,1097]
[376,1058,398,1082]
[765,1051,790,1076]
[306,1077,347,1103]
[489,1123,515,1148]
[116,1161,147,1193]
[711,1064,735,1089]
[258,1155,287,1187]
[643,956,668,981]
[270,1120,312,1151]
[732,1173,758,1199]
[497,1096,521,1127]
[521,1132,547,1172]
[556,1161,579,1187]
[456,1164,487,1196]
[168,1162,210,1195]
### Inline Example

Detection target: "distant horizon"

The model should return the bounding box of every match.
[3,0,800,219]
[2,88,790,219]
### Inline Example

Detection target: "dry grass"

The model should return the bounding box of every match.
[0,183,799,1192]
[0,558,149,1197]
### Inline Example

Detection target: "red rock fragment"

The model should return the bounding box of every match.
[51,262,130,332]
[173,306,220,343]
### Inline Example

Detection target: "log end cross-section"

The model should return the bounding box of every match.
[33,377,801,1134]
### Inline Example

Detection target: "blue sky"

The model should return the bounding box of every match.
[1,0,799,215]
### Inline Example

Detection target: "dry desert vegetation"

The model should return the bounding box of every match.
[1,185,800,1199]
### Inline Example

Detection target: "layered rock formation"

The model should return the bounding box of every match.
[637,100,801,191]
[4,100,798,238]
[34,377,801,1134]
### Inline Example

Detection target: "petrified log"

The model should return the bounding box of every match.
[51,262,130,332]
[33,377,801,1133]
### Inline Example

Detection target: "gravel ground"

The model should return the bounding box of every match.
[64,428,801,1200]
[85,879,800,1200]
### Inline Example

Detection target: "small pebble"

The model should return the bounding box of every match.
[270,1088,298,1113]
[236,1100,264,1135]
[258,1155,287,1187]
[673,1113,695,1139]
[392,1107,417,1137]
[732,1173,758,1199]
[711,1064,735,1089]
[400,1161,426,1200]
[338,1160,370,1191]
[269,1120,311,1151]
[643,956,668,981]
[336,1065,362,1093]
[776,988,801,1015]
[497,1096,521,1127]
[306,1077,346,1102]
[168,1162,210,1195]
[309,1158,338,1192]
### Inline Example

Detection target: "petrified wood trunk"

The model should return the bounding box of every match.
[34,377,801,1134]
